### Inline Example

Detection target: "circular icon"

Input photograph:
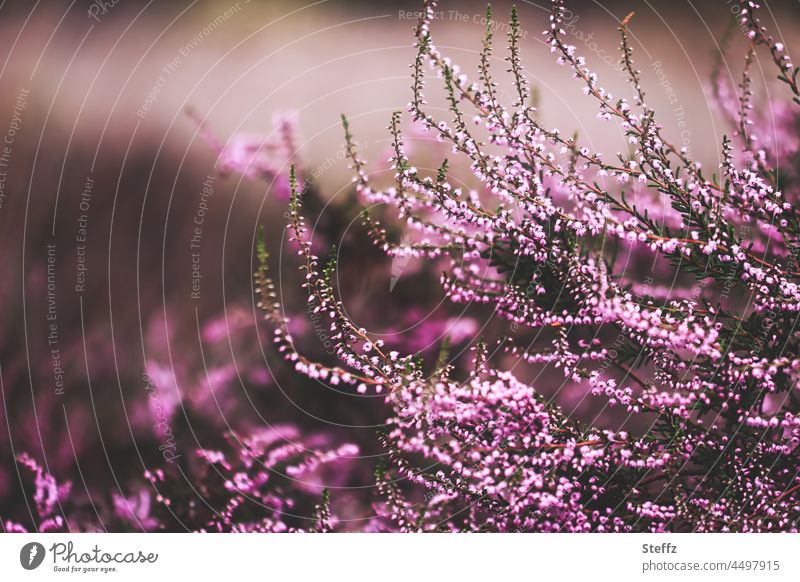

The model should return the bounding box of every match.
[20,542,46,570]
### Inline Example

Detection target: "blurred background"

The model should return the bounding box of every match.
[1,0,798,530]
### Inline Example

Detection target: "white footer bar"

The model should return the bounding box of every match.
[1,533,797,581]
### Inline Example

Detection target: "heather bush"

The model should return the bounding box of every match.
[5,0,800,533]
[255,0,800,532]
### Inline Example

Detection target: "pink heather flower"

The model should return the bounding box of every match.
[190,109,301,200]
[142,426,359,532]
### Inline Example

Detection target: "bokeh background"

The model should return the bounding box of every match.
[1,0,798,530]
